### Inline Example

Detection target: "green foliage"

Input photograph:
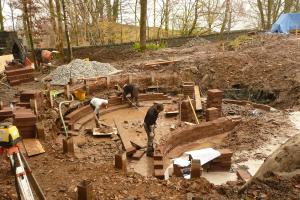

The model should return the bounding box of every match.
[133,41,167,51]
[227,35,253,50]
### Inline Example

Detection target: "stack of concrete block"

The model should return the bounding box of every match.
[207,149,232,171]
[206,107,220,121]
[0,107,13,121]
[153,149,164,179]
[5,63,34,86]
[13,108,37,138]
[180,100,196,123]
[207,89,223,114]
[182,82,195,98]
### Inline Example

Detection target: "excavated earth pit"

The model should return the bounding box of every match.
[61,86,298,187]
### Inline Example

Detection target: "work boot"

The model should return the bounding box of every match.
[146,152,153,157]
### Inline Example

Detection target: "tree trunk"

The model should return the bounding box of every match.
[220,0,230,34]
[140,0,147,51]
[153,0,156,27]
[257,0,265,29]
[22,0,37,69]
[62,0,72,61]
[188,0,199,36]
[267,0,273,29]
[164,0,169,37]
[0,0,4,31]
[105,0,112,21]
[112,0,119,22]
[55,0,65,60]
[49,0,57,47]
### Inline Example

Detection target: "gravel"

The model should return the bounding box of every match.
[50,59,122,85]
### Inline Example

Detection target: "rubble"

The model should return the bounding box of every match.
[50,59,122,85]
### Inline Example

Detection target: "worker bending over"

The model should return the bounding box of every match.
[89,98,108,128]
[143,103,164,157]
[122,84,140,107]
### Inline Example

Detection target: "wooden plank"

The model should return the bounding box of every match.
[114,120,135,152]
[22,138,45,157]
[188,96,200,124]
[194,85,202,111]
[145,60,178,66]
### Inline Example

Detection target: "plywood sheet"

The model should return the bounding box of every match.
[194,86,202,111]
[23,139,45,157]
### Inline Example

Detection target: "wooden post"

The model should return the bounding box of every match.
[84,80,90,95]
[63,137,74,154]
[48,91,54,108]
[36,123,46,141]
[106,76,110,88]
[188,96,199,124]
[0,101,3,110]
[191,159,202,179]
[64,84,70,99]
[151,72,155,84]
[115,152,127,173]
[77,180,93,200]
[30,99,38,116]
[129,74,132,84]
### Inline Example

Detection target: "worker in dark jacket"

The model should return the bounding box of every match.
[122,83,139,107]
[144,103,164,157]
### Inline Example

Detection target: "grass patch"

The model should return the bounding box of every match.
[133,41,167,51]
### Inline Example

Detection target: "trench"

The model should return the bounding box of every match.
[224,85,279,104]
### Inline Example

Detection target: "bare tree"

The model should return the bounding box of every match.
[140,0,147,50]
[22,0,37,68]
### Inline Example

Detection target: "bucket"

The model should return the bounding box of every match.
[74,90,86,101]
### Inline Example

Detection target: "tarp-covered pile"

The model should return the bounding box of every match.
[271,13,300,33]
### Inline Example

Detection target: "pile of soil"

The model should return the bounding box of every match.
[219,111,294,152]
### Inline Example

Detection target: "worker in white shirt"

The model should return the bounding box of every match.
[89,98,108,128]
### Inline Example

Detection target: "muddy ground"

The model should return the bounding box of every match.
[0,33,300,199]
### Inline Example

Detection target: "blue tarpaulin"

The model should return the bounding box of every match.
[271,13,300,33]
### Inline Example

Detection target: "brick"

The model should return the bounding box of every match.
[126,146,137,156]
[131,150,145,160]
[154,169,164,179]
[5,66,34,76]
[6,73,34,81]
[207,89,224,97]
[236,169,252,182]
[153,160,163,169]
[218,149,233,157]
[9,77,34,86]
[153,150,163,161]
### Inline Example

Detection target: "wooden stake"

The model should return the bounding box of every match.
[188,96,199,124]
